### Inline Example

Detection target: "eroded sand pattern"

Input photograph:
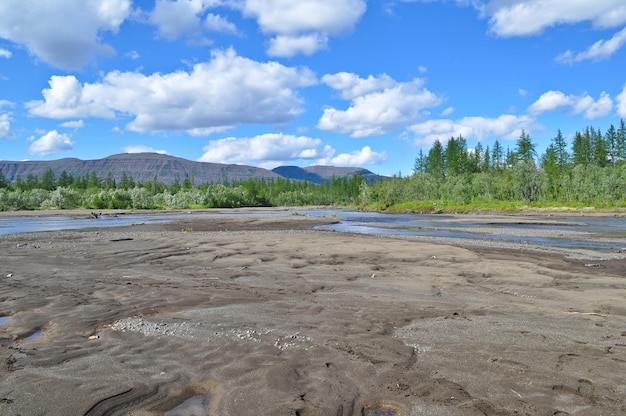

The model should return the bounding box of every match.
[1,211,625,415]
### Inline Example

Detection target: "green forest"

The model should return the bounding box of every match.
[1,120,626,212]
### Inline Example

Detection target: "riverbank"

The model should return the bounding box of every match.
[1,212,625,415]
[2,204,626,218]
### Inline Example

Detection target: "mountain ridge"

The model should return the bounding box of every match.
[0,153,385,185]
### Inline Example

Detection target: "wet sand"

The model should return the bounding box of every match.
[1,210,625,415]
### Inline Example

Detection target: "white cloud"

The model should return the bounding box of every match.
[244,0,366,35]
[150,1,239,41]
[60,120,85,129]
[441,106,455,116]
[187,126,233,137]
[26,75,115,119]
[318,73,443,137]
[0,0,132,69]
[527,90,572,113]
[204,13,239,34]
[616,83,626,118]
[123,145,168,154]
[409,114,537,147]
[0,100,13,109]
[482,0,626,37]
[28,130,74,155]
[317,146,388,166]
[0,113,13,139]
[528,90,613,119]
[151,0,207,38]
[556,26,626,63]
[0,48,11,59]
[243,0,366,56]
[27,49,316,133]
[267,34,328,57]
[322,72,396,100]
[126,50,140,60]
[585,92,614,118]
[199,133,334,168]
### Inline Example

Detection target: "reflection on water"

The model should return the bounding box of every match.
[305,209,626,252]
[0,316,9,325]
[363,409,397,416]
[164,394,211,416]
[23,331,43,341]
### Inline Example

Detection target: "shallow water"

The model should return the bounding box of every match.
[23,331,43,341]
[0,212,193,235]
[364,410,396,416]
[306,210,626,252]
[164,394,210,416]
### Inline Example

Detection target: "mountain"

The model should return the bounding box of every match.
[272,165,385,184]
[0,153,281,185]
[271,166,326,183]
[0,153,387,185]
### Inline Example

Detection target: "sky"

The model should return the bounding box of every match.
[1,0,626,176]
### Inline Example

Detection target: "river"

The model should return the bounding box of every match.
[2,209,626,254]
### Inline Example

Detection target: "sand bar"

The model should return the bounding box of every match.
[1,210,625,415]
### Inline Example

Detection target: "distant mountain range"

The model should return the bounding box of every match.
[0,153,386,185]
[271,165,383,184]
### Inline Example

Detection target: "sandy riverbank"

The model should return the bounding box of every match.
[1,211,625,415]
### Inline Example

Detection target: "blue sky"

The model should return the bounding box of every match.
[1,0,626,176]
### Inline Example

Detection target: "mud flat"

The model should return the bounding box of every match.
[1,211,625,415]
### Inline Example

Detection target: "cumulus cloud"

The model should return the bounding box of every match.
[616,84,626,118]
[409,114,537,147]
[556,26,626,64]
[150,0,232,38]
[199,133,335,168]
[28,130,74,155]
[243,0,366,56]
[322,72,396,100]
[26,75,115,119]
[27,49,316,133]
[318,73,443,137]
[317,146,388,166]
[528,90,613,119]
[244,0,366,35]
[0,48,11,59]
[0,113,13,139]
[481,0,626,37]
[123,145,168,154]
[585,92,614,118]
[204,13,239,34]
[0,0,132,69]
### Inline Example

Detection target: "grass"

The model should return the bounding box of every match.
[368,199,626,215]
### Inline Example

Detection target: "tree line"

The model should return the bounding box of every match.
[0,168,365,211]
[364,119,626,211]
